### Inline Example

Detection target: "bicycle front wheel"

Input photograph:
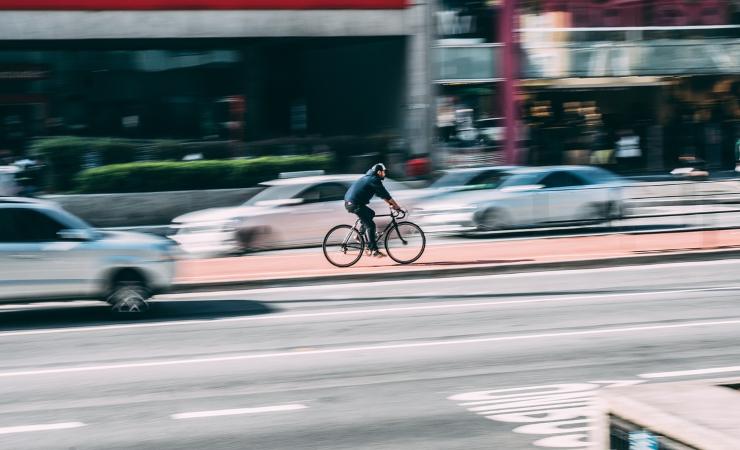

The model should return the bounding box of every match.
[384,221,426,264]
[323,225,365,268]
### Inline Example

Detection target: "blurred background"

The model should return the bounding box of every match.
[2,4,740,450]
[0,0,737,196]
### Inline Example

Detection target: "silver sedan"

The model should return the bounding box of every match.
[414,166,626,232]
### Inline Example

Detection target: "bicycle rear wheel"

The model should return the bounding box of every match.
[384,221,426,264]
[323,225,365,267]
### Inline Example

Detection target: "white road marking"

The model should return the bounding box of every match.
[171,404,307,420]
[450,366,740,448]
[1,284,739,339]
[0,301,100,311]
[639,365,740,379]
[0,422,86,435]
[2,318,740,378]
[167,258,740,299]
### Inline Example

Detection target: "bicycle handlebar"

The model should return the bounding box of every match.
[391,208,408,219]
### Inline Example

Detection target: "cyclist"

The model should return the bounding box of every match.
[344,163,402,257]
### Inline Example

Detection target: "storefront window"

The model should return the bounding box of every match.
[519,0,740,28]
[436,0,499,43]
[0,49,245,153]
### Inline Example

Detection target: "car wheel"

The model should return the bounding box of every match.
[581,203,607,223]
[236,226,272,253]
[608,201,624,220]
[477,208,507,232]
[107,273,150,315]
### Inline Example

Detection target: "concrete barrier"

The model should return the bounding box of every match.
[43,187,261,227]
[596,377,740,450]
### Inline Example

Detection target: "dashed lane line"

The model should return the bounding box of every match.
[1,285,740,339]
[640,365,740,379]
[171,404,308,420]
[1,318,740,378]
[0,422,86,435]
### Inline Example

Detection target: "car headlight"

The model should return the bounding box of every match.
[175,218,241,234]
[221,218,242,232]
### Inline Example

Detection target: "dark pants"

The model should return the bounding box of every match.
[345,202,378,251]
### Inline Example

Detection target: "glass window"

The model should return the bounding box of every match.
[244,184,306,206]
[541,172,585,189]
[0,208,66,242]
[435,47,500,81]
[430,171,477,189]
[317,183,348,202]
[300,183,347,203]
[578,168,621,185]
[0,209,18,243]
[469,170,508,187]
[499,172,543,188]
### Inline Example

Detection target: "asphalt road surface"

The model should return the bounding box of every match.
[1,259,740,449]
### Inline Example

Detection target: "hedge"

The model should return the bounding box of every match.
[31,136,235,191]
[75,154,334,193]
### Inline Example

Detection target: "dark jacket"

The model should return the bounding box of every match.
[344,169,392,206]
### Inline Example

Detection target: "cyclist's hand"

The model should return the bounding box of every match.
[393,205,403,212]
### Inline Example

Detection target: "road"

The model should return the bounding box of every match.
[1,260,740,449]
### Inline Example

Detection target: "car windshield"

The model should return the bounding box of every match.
[580,168,622,184]
[243,184,307,206]
[498,172,544,188]
[430,172,479,189]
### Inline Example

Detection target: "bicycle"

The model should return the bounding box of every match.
[322,209,426,267]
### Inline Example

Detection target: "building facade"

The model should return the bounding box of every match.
[435,0,740,172]
[0,0,434,164]
[2,0,739,173]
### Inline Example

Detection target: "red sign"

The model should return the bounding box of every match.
[0,0,407,9]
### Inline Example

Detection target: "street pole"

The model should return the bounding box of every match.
[501,0,518,165]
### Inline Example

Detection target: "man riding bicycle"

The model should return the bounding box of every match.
[344,163,402,258]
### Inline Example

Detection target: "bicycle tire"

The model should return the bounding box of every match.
[384,221,426,264]
[323,224,365,268]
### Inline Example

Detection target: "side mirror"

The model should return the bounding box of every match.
[58,229,96,241]
[500,184,544,193]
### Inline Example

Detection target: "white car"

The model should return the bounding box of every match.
[415,166,625,232]
[171,175,415,256]
[423,166,520,195]
[0,197,177,313]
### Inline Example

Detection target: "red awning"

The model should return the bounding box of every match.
[0,0,407,9]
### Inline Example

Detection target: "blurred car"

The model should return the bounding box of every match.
[414,166,625,232]
[425,166,520,195]
[0,197,177,313]
[0,165,21,196]
[171,175,415,256]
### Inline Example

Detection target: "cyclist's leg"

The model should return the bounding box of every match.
[356,205,378,251]
[345,202,365,242]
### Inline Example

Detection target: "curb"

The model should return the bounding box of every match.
[172,247,740,293]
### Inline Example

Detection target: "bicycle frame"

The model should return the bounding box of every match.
[347,209,408,249]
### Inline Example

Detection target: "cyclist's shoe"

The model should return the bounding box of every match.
[371,250,387,258]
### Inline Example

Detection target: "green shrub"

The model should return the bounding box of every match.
[75,154,334,193]
[31,136,237,192]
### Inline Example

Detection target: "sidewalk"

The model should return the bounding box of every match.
[175,228,740,289]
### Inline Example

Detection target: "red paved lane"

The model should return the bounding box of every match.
[176,229,740,285]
